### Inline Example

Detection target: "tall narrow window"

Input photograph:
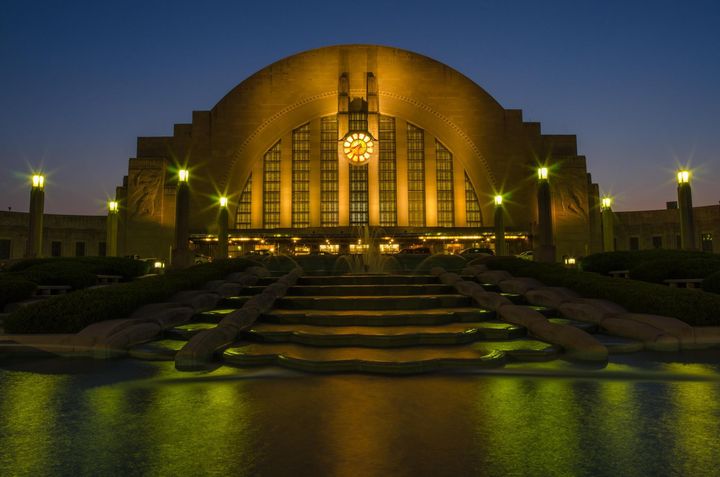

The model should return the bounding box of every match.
[350,165,369,226]
[407,123,425,227]
[236,174,252,229]
[320,116,339,226]
[379,115,397,227]
[349,111,369,225]
[465,173,483,227]
[436,141,454,227]
[292,123,310,228]
[263,142,281,229]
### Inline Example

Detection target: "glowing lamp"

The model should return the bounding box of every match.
[494,195,503,206]
[178,169,189,183]
[32,174,45,189]
[153,261,165,269]
[108,200,119,212]
[537,167,549,181]
[677,170,690,184]
[219,197,228,208]
[601,197,613,210]
[564,257,576,265]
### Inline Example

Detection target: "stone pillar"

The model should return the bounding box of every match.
[107,200,119,257]
[494,196,506,256]
[677,171,696,250]
[600,197,615,252]
[536,168,555,262]
[25,175,45,258]
[216,198,229,260]
[172,170,192,268]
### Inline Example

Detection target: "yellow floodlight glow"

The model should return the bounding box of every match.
[494,195,503,206]
[219,197,228,208]
[108,200,119,212]
[178,169,189,182]
[564,257,576,265]
[677,170,690,184]
[153,261,165,269]
[31,174,45,189]
[601,196,613,210]
[538,167,549,181]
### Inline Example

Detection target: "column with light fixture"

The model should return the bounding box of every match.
[216,197,229,259]
[536,167,555,262]
[600,196,615,252]
[677,170,696,250]
[172,169,192,267]
[25,174,45,258]
[493,195,506,256]
[107,200,119,257]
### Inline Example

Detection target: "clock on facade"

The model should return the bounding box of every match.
[342,132,374,165]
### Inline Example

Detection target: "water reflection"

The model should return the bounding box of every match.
[0,357,719,476]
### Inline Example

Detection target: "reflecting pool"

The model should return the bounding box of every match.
[1,353,720,476]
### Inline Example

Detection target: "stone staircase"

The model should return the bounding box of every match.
[158,273,570,374]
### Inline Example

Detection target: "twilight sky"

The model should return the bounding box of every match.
[1,0,719,215]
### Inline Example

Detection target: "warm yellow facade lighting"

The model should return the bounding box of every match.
[31,174,45,189]
[538,167,549,181]
[178,169,189,182]
[677,170,690,184]
[108,200,119,212]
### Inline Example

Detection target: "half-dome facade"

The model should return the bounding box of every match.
[116,45,601,260]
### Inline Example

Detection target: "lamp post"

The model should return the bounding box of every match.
[216,196,229,259]
[677,170,696,250]
[494,194,506,256]
[25,174,45,258]
[536,167,555,262]
[600,196,615,252]
[172,169,192,267]
[107,200,119,257]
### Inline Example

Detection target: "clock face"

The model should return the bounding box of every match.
[343,132,374,165]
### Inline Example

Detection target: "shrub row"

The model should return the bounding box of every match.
[0,257,152,308]
[580,250,720,275]
[485,256,720,326]
[630,258,720,284]
[702,271,720,294]
[2,258,262,334]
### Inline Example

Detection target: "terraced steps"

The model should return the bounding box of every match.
[223,343,505,374]
[276,294,473,310]
[259,307,496,326]
[286,284,455,296]
[297,275,440,286]
[245,321,524,347]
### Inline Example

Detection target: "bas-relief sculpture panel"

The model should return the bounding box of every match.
[128,165,164,220]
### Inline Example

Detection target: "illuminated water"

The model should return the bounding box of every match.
[1,353,720,476]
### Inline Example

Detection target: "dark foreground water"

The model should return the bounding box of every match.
[1,353,720,477]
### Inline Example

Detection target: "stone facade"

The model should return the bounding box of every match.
[0,211,106,261]
[115,45,597,261]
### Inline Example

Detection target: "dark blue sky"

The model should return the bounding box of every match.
[1,0,718,214]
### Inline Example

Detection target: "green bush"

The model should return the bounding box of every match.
[702,271,720,294]
[581,250,720,275]
[3,258,262,334]
[486,256,720,326]
[7,257,151,278]
[0,277,37,308]
[630,258,720,283]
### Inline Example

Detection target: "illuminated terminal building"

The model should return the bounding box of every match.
[112,45,599,260]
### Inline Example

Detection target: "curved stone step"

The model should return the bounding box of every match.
[298,275,440,286]
[548,318,599,334]
[593,334,644,353]
[244,322,524,347]
[276,294,473,310]
[223,343,506,374]
[127,339,185,361]
[287,284,455,296]
[165,322,218,340]
[261,307,495,326]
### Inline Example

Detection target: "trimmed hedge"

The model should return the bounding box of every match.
[486,256,720,326]
[581,250,720,275]
[702,271,720,294]
[3,258,262,334]
[630,258,720,283]
[0,257,152,308]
